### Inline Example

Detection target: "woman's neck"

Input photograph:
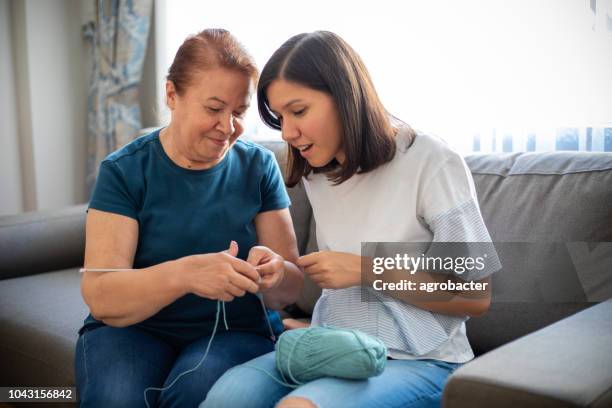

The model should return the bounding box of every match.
[160,125,213,170]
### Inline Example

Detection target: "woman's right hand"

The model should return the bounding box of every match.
[179,241,260,302]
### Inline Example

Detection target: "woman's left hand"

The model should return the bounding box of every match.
[297,251,361,289]
[247,246,285,291]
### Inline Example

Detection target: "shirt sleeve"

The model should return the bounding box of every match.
[418,152,501,281]
[89,160,139,220]
[259,151,291,213]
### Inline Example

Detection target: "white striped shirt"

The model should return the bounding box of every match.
[304,129,501,362]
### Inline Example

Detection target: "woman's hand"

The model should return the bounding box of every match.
[180,241,260,302]
[297,251,362,289]
[282,318,310,330]
[247,245,285,291]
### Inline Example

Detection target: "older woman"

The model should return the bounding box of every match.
[75,29,303,407]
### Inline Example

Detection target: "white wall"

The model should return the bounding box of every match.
[0,0,24,214]
[140,2,159,128]
[25,0,87,211]
[0,0,89,215]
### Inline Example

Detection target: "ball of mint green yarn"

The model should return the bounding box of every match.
[275,326,387,385]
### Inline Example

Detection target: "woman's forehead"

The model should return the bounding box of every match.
[267,80,325,110]
[187,68,254,103]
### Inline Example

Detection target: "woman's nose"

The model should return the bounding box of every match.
[281,122,299,142]
[216,113,235,136]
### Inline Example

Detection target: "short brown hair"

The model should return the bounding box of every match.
[167,28,258,95]
[258,31,414,187]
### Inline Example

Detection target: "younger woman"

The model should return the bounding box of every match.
[202,31,499,408]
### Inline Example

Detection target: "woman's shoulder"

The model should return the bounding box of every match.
[395,127,465,174]
[103,129,160,166]
[397,127,458,159]
[232,139,280,166]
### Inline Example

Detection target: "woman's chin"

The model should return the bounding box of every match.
[189,148,228,168]
[308,160,325,168]
[306,155,334,168]
[201,144,228,159]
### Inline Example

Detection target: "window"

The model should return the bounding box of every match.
[157,0,612,153]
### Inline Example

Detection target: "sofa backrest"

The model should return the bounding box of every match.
[0,205,87,280]
[464,152,612,353]
[261,140,612,354]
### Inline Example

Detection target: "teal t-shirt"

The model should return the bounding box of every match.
[81,129,290,346]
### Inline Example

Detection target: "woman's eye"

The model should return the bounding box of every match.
[293,108,306,116]
[207,107,222,113]
[233,111,246,119]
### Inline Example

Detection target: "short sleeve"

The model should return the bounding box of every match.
[89,160,139,220]
[259,151,291,213]
[419,153,501,281]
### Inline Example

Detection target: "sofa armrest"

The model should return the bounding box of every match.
[443,299,612,408]
[0,204,87,280]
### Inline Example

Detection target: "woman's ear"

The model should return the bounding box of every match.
[166,80,177,110]
[230,117,244,143]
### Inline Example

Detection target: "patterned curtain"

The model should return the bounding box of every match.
[83,0,153,191]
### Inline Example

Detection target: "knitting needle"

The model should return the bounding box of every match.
[80,267,264,283]
[79,268,133,273]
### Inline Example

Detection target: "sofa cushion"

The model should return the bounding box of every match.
[466,152,612,242]
[465,151,612,354]
[296,219,322,315]
[0,267,87,387]
[0,205,86,280]
[443,299,612,408]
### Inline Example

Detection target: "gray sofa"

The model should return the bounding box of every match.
[1,141,611,407]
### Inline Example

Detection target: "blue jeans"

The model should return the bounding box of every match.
[201,351,460,408]
[75,325,274,407]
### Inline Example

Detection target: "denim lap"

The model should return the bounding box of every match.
[158,331,275,407]
[75,326,177,407]
[201,352,459,408]
[75,326,274,408]
[201,351,289,408]
[288,359,459,408]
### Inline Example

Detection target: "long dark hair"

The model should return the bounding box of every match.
[258,31,414,186]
